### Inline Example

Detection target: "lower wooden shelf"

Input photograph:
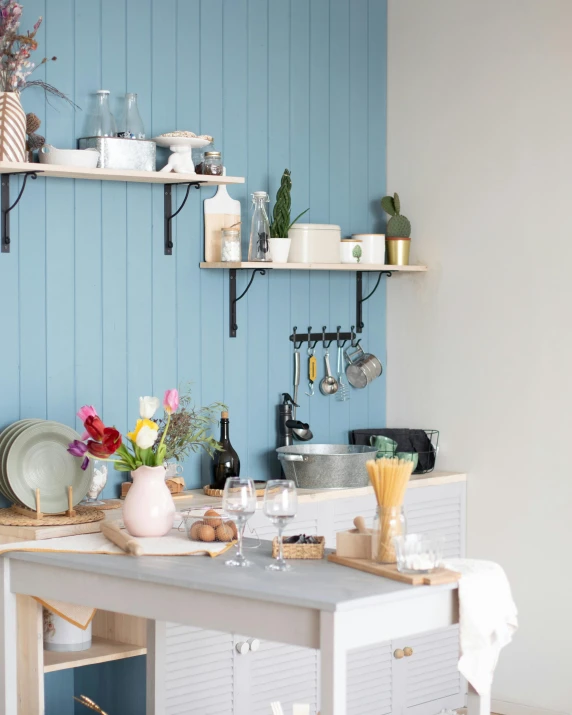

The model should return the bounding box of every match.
[43,636,147,673]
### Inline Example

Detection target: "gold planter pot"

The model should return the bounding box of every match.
[386,238,410,266]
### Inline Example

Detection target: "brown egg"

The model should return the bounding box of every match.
[203,509,223,528]
[189,521,203,540]
[197,524,216,542]
[215,524,234,542]
[227,520,238,539]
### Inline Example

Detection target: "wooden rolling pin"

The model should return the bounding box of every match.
[100,521,143,556]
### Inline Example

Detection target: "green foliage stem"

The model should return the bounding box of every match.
[270,169,309,238]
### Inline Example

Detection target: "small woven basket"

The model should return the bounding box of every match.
[272,536,325,560]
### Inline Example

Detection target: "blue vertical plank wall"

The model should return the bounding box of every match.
[0,1,387,712]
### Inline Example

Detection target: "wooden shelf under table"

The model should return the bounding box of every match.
[200,261,427,271]
[43,636,146,673]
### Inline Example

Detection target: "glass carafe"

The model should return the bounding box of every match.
[118,93,145,139]
[85,90,117,138]
[248,191,272,262]
[372,506,406,564]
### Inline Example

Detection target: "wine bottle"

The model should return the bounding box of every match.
[212,411,240,489]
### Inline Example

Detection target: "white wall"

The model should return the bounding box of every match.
[387,1,572,712]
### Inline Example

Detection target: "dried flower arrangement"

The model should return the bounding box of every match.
[155,384,225,462]
[0,1,75,103]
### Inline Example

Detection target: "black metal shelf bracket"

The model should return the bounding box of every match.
[164,182,201,255]
[2,171,40,254]
[229,268,267,337]
[356,270,392,332]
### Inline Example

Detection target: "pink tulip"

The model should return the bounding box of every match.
[163,389,179,414]
[77,405,98,422]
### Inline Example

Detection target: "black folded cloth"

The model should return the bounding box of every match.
[350,428,437,474]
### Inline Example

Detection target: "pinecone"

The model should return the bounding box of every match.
[26,113,41,135]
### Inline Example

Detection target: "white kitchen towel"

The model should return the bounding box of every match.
[443,558,518,695]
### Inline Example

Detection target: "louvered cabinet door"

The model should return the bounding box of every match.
[246,502,319,542]
[402,626,465,715]
[346,641,393,715]
[403,482,466,558]
[165,623,234,715]
[244,640,319,715]
[332,494,377,539]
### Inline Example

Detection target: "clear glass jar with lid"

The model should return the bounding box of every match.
[248,191,272,262]
[202,151,223,175]
[84,90,117,138]
[221,228,241,262]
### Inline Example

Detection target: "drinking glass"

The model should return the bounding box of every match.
[263,480,298,571]
[222,477,257,567]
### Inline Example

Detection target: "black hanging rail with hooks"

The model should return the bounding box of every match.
[289,325,360,349]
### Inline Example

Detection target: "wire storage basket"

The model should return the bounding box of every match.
[349,429,439,475]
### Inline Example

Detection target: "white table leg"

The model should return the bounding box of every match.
[0,559,17,715]
[320,611,347,715]
[468,683,491,715]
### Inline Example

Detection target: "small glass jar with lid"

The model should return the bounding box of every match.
[202,151,223,176]
[221,228,241,262]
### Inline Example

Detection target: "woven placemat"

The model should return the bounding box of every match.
[0,505,105,526]
[203,483,266,498]
[81,499,122,511]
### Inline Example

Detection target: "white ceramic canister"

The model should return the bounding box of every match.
[43,609,92,652]
[288,224,341,263]
[340,238,364,264]
[352,233,386,264]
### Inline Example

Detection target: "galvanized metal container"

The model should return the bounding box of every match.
[78,137,156,171]
[276,444,378,489]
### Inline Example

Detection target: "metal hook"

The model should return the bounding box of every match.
[350,326,356,347]
[307,326,318,350]
[292,326,303,350]
[322,326,333,349]
[305,380,315,397]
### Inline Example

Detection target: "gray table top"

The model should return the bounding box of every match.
[7,542,457,612]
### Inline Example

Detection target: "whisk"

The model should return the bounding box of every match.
[336,345,350,401]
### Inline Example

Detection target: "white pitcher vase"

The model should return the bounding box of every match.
[123,465,175,537]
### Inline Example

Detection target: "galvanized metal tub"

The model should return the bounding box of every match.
[276,444,378,489]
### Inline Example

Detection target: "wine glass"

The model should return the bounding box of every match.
[222,477,257,567]
[263,480,298,572]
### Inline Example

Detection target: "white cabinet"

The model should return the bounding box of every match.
[163,481,466,715]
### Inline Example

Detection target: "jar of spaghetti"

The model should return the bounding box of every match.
[372,506,406,563]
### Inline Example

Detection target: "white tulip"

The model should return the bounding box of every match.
[135,424,159,450]
[139,396,160,419]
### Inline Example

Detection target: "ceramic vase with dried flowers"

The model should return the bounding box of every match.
[0,1,74,161]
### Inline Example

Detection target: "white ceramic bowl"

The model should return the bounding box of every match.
[39,145,99,168]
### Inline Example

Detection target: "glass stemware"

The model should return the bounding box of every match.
[222,477,257,567]
[263,480,298,571]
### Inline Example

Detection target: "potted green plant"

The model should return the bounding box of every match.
[268,169,309,262]
[381,192,412,265]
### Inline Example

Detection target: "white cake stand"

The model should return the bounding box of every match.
[153,136,211,173]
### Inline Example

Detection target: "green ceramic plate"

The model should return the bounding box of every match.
[0,420,41,504]
[6,421,93,513]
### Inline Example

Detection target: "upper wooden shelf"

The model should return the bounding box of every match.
[0,161,245,185]
[200,261,427,272]
[43,636,146,673]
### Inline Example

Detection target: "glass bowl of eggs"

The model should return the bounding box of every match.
[181,508,238,544]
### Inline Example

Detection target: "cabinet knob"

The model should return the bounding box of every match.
[236,641,249,655]
[394,648,404,659]
[247,638,260,652]
[404,647,414,657]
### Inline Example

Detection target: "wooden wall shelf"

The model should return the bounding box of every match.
[200,261,427,271]
[0,161,244,256]
[43,636,146,673]
[199,262,427,337]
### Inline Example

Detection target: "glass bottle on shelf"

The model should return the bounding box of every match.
[248,191,272,262]
[117,93,145,139]
[85,90,117,138]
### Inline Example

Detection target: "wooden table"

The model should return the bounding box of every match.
[0,543,489,715]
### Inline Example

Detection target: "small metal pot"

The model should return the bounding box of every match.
[277,444,378,489]
[344,344,382,389]
[386,237,410,266]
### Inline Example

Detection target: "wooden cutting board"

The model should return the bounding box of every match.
[204,185,241,262]
[327,553,461,586]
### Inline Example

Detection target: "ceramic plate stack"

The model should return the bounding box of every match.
[0,420,93,514]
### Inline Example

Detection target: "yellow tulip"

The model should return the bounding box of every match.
[127,419,158,443]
